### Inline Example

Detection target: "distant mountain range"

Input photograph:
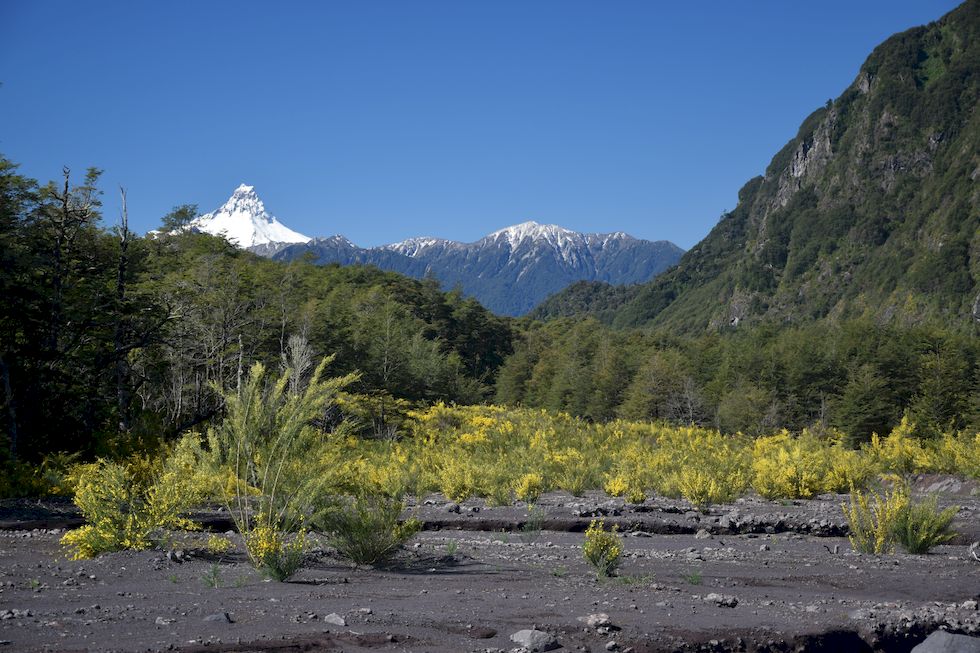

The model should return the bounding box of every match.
[188,185,683,316]
[535,0,980,331]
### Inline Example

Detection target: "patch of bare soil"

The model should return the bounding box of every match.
[1,482,978,653]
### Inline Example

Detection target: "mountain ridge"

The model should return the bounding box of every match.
[533,0,980,331]
[186,187,684,316]
[269,219,684,316]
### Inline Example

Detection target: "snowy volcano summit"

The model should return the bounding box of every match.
[191,184,310,248]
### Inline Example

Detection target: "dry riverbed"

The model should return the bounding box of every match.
[1,477,978,653]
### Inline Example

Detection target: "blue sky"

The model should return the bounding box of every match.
[0,1,962,249]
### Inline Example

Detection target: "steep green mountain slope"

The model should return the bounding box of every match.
[535,0,980,332]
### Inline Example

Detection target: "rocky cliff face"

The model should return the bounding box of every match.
[542,0,980,332]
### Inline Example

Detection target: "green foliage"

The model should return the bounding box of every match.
[841,484,909,555]
[0,153,514,469]
[583,519,622,578]
[60,436,208,559]
[316,494,421,566]
[494,317,979,441]
[532,1,979,336]
[842,480,960,555]
[205,355,355,579]
[891,494,959,554]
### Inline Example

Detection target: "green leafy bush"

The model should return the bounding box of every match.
[205,354,357,580]
[316,494,421,566]
[891,495,958,554]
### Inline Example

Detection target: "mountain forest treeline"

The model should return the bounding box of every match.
[0,154,978,491]
[0,158,512,467]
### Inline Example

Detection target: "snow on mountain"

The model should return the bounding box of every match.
[191,184,310,248]
[383,236,452,257]
[268,219,683,316]
[486,221,581,249]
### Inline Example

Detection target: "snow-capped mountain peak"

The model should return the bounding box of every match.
[384,236,451,257]
[191,185,310,248]
[487,221,580,249]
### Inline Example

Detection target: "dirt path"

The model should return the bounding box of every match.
[1,485,978,652]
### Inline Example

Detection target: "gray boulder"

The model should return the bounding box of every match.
[510,628,559,651]
[912,630,980,653]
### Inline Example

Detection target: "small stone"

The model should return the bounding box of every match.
[323,613,346,627]
[156,616,176,625]
[605,641,618,651]
[446,503,461,514]
[578,613,611,628]
[703,593,738,608]
[695,529,712,540]
[760,544,770,551]
[202,612,232,623]
[962,600,978,611]
[510,629,559,652]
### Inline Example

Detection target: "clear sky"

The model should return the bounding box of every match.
[0,1,963,249]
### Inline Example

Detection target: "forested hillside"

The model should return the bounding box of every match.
[0,159,512,465]
[495,317,979,442]
[535,0,980,332]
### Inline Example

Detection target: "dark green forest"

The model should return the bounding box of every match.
[0,159,511,469]
[1,154,978,497]
[3,4,980,495]
[496,317,979,443]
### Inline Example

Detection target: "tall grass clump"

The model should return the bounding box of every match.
[206,353,356,580]
[315,494,421,565]
[891,494,959,554]
[841,481,959,555]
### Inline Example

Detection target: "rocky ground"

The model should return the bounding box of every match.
[1,476,978,653]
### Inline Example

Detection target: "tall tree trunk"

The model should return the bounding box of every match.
[114,188,131,432]
[0,355,17,460]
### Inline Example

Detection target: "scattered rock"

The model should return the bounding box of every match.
[323,612,347,627]
[155,616,176,625]
[605,641,619,651]
[760,544,770,551]
[510,628,559,651]
[703,593,739,608]
[911,630,980,653]
[579,613,611,628]
[695,529,712,540]
[202,612,232,623]
[446,503,461,514]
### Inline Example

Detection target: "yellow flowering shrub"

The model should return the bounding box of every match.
[61,435,208,559]
[583,519,622,577]
[841,481,909,554]
[245,525,306,581]
[515,473,544,503]
[865,416,935,474]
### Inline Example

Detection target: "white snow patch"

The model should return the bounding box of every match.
[190,184,310,248]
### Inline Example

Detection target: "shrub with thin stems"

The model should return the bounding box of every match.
[205,353,357,580]
[891,494,959,554]
[315,493,421,566]
[841,484,909,555]
[60,436,208,559]
[841,481,959,555]
[583,519,622,578]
